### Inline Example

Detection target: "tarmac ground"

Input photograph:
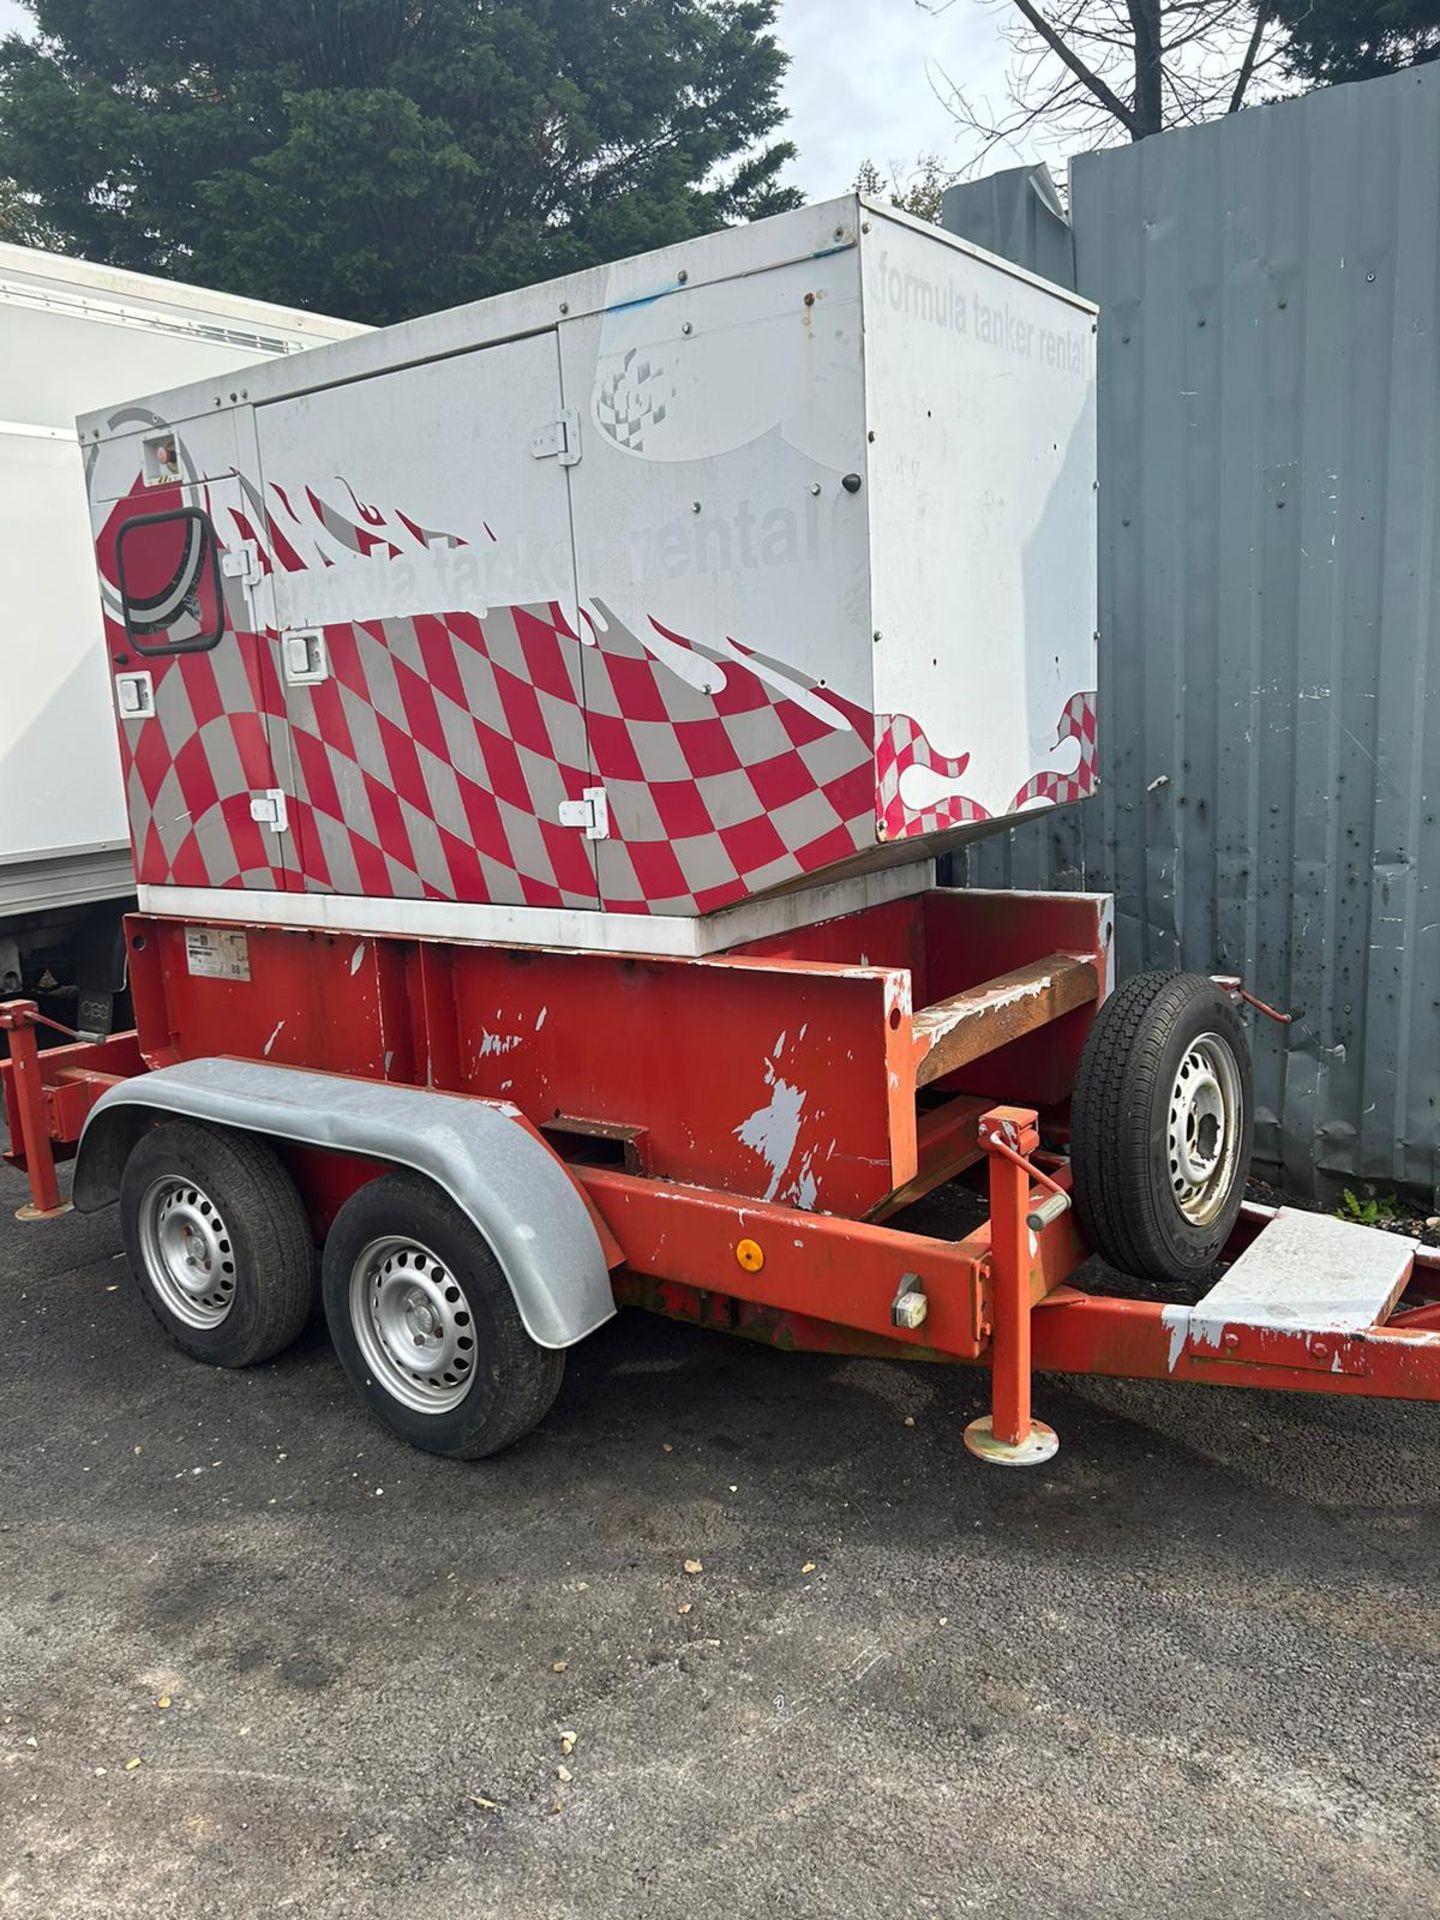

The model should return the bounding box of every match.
[2,1158,1438,1918]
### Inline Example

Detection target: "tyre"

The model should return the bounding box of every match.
[119,1119,316,1366]
[1071,971,1253,1283]
[320,1171,564,1459]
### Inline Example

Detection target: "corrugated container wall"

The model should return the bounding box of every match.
[943,68,1440,1203]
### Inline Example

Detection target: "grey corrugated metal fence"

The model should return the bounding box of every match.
[943,67,1440,1202]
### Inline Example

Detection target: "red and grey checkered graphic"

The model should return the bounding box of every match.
[1007,691,1098,811]
[101,460,1093,915]
[875,714,991,843]
[572,608,875,914]
[280,600,877,915]
[284,604,598,908]
[116,641,292,891]
[98,484,292,892]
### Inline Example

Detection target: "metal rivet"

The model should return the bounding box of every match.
[872,630,882,644]
[677,269,688,284]
[808,482,822,496]
[559,301,569,314]
[691,501,701,514]
[841,473,862,494]
[833,226,845,241]
[681,321,693,335]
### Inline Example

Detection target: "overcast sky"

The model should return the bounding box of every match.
[0,0,1021,203]
[779,0,1015,197]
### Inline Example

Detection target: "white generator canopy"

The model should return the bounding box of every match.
[84,195,1097,951]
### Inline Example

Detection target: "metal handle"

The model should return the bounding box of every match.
[1026,1190,1072,1233]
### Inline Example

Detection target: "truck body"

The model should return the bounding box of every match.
[0,242,364,1024]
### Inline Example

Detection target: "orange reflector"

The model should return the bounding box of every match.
[735,1238,765,1273]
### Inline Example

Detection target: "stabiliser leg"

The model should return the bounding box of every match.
[964,1106,1059,1466]
[0,1000,71,1221]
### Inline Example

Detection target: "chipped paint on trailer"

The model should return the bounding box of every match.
[733,1065,806,1203]
[1161,1304,1190,1374]
[478,1031,521,1058]
[349,942,366,976]
[883,974,913,1021]
[783,1148,821,1212]
[262,1018,286,1057]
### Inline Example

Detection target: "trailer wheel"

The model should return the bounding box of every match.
[321,1171,564,1459]
[1070,971,1253,1283]
[119,1120,315,1366]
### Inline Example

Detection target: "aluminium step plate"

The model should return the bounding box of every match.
[1193,1206,1416,1338]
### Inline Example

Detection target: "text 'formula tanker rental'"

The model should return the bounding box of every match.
[83,195,1097,956]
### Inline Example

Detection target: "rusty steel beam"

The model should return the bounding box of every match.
[913,952,1099,1088]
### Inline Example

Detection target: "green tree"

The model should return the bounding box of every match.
[0,0,800,323]
[0,175,55,244]
[1271,0,1440,84]
[854,156,955,225]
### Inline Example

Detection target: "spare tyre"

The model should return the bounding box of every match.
[1070,971,1253,1283]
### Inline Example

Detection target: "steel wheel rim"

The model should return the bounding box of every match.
[138,1175,237,1328]
[349,1236,477,1414]
[1167,1031,1243,1227]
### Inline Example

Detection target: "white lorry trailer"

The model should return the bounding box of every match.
[0,243,364,1033]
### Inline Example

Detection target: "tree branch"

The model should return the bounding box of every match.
[1007,0,1142,136]
[1228,0,1273,113]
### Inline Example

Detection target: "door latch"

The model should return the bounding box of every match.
[249,788,289,834]
[282,628,330,686]
[558,786,609,840]
[114,670,155,720]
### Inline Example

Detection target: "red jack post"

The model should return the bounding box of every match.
[0,999,71,1221]
[965,1105,1060,1467]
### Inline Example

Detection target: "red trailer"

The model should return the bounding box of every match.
[8,888,1440,1469]
[7,198,1440,1467]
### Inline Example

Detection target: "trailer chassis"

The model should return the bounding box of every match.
[5,887,1439,1464]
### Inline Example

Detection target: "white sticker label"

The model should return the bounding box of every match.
[184,926,251,982]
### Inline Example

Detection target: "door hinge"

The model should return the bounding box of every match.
[249,788,289,834]
[282,627,330,686]
[558,786,609,840]
[530,407,581,467]
[222,540,263,589]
